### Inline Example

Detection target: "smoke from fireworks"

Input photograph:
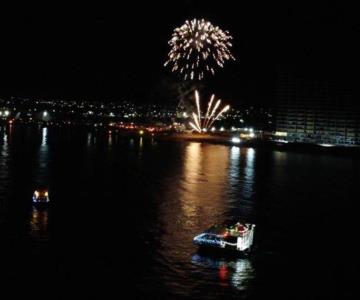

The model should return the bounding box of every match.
[189,90,230,132]
[164,18,235,80]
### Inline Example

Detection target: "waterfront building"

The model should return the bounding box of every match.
[275,71,360,145]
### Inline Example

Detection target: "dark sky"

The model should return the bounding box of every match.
[0,2,358,105]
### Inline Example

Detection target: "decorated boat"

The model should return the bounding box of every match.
[193,222,255,254]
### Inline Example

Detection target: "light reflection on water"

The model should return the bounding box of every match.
[108,131,112,147]
[41,127,48,147]
[191,254,255,291]
[180,143,230,224]
[37,127,49,185]
[158,143,232,243]
[29,206,49,240]
[0,127,10,210]
[229,146,240,185]
[87,132,92,146]
[0,127,8,159]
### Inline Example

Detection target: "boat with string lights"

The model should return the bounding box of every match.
[193,222,255,254]
[32,188,50,206]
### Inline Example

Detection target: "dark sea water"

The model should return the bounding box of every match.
[0,125,359,299]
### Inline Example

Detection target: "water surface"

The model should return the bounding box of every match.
[0,125,359,299]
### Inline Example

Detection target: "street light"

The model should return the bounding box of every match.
[232,137,241,144]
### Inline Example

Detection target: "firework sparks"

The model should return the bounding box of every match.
[188,90,230,132]
[208,105,230,128]
[164,18,235,80]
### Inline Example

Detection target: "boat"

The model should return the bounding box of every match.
[32,188,50,205]
[193,222,255,254]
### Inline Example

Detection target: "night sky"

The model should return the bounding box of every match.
[0,2,358,106]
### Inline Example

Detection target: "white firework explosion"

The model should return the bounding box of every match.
[164,18,235,81]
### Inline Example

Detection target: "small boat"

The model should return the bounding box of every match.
[32,188,50,205]
[193,222,255,254]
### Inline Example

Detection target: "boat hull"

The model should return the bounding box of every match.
[196,246,251,258]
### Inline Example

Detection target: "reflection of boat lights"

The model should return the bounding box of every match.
[219,264,229,282]
[191,255,254,291]
[231,259,254,291]
[319,143,334,147]
[231,137,241,144]
[30,206,49,239]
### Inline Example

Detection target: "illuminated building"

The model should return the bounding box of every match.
[276,71,360,145]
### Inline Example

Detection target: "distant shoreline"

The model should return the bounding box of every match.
[156,133,360,156]
[3,123,360,156]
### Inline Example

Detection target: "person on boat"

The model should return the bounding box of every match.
[236,222,248,233]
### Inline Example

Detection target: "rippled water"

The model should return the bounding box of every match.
[0,125,359,299]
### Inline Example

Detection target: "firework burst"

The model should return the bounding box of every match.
[189,90,230,132]
[164,18,235,80]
